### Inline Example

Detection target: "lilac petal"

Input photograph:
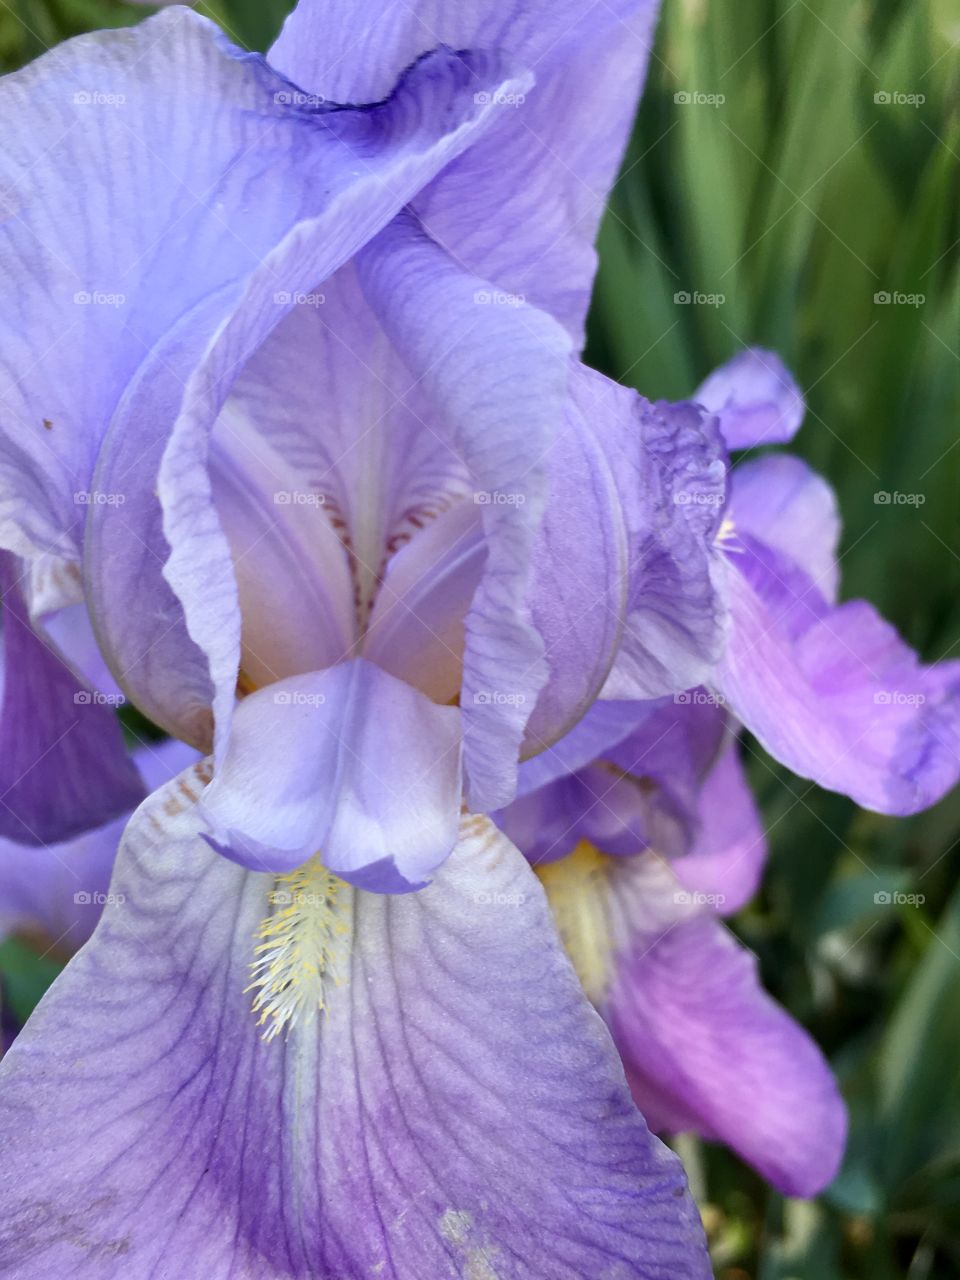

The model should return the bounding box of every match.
[603,860,846,1197]
[600,395,729,701]
[357,216,574,810]
[521,370,633,754]
[695,348,805,450]
[673,739,767,915]
[518,699,663,795]
[272,1,661,340]
[715,546,960,814]
[364,500,487,704]
[0,10,525,751]
[729,453,841,600]
[0,782,710,1279]
[0,555,143,845]
[199,658,462,891]
[0,739,196,951]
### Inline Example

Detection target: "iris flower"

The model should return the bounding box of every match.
[0,0,735,1274]
[496,350,960,1199]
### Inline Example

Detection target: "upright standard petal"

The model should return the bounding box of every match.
[0,774,710,1279]
[695,348,805,450]
[357,215,574,810]
[0,554,142,844]
[272,0,662,340]
[0,6,526,751]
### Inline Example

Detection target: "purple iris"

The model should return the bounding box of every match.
[0,1,731,1275]
[496,348,960,1199]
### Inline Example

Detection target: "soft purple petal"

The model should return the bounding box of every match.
[673,739,767,915]
[520,369,634,754]
[0,8,525,751]
[518,699,662,795]
[357,215,573,810]
[715,545,960,813]
[728,453,841,600]
[0,780,710,1279]
[0,554,143,844]
[695,348,805,450]
[272,1,661,341]
[199,659,462,891]
[0,739,196,951]
[600,395,729,700]
[603,859,846,1197]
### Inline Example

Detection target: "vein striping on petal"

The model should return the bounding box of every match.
[246,854,352,1040]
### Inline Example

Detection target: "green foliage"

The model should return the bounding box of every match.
[0,2,957,1276]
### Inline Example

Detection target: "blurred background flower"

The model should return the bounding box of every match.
[1,1,957,1276]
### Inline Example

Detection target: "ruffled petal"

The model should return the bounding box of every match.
[0,779,710,1279]
[199,659,462,891]
[695,348,805,450]
[0,555,143,844]
[600,397,729,701]
[271,0,661,339]
[715,545,960,813]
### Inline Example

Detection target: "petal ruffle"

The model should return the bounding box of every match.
[0,779,710,1279]
[695,348,805,450]
[599,396,729,701]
